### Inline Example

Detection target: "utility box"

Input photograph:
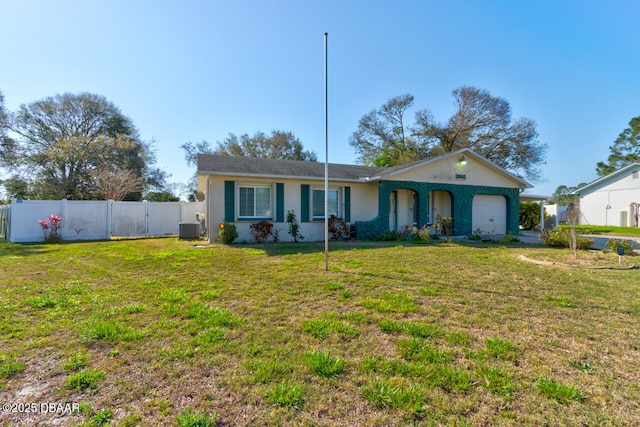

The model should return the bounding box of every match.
[179,223,200,240]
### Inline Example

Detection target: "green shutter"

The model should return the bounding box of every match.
[276,183,284,222]
[224,181,235,222]
[344,186,351,222]
[301,184,310,222]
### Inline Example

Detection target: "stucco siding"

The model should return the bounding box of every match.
[386,156,521,189]
[203,175,378,242]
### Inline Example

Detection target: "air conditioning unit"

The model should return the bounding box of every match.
[179,222,200,240]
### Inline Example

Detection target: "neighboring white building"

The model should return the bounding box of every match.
[543,204,568,229]
[572,163,640,227]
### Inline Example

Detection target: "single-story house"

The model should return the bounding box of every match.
[572,162,640,227]
[197,148,532,242]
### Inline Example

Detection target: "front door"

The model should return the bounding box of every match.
[389,191,398,231]
[412,191,419,226]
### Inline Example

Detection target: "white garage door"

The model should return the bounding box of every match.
[472,195,507,235]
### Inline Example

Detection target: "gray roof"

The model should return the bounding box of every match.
[197,148,532,188]
[197,154,384,182]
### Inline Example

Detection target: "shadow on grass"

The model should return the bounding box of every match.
[0,240,53,257]
[202,238,539,257]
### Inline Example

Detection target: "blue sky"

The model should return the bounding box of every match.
[1,0,639,198]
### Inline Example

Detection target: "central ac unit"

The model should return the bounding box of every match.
[179,223,200,240]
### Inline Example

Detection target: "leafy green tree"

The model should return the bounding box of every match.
[350,86,547,182]
[217,130,317,161]
[181,130,317,168]
[2,176,32,200]
[181,130,317,197]
[144,191,180,202]
[0,90,8,144]
[1,92,167,200]
[548,184,585,206]
[596,116,640,176]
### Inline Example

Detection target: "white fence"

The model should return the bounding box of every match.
[2,199,205,243]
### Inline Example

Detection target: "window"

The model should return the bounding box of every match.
[312,188,339,220]
[239,186,271,218]
[633,171,639,180]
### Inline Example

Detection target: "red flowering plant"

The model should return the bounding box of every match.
[328,215,350,240]
[249,221,273,243]
[38,214,63,243]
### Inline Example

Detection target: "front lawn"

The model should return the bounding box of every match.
[1,239,639,426]
[569,224,640,236]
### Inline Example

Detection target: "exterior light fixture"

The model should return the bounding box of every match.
[459,156,467,166]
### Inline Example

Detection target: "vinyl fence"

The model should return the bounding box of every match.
[2,199,205,243]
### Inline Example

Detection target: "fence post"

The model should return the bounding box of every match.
[145,200,149,238]
[107,200,113,238]
[60,199,67,240]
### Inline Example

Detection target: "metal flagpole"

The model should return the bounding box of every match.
[324,32,329,272]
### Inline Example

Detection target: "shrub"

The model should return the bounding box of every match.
[438,216,452,236]
[286,210,304,242]
[541,227,593,250]
[328,215,350,240]
[520,201,543,230]
[606,238,634,255]
[217,221,238,244]
[250,221,273,243]
[374,229,400,241]
[398,225,432,243]
[38,214,63,243]
[414,225,432,243]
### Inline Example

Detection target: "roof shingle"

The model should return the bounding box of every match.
[197,154,384,181]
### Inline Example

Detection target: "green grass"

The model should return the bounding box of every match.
[567,224,640,236]
[66,369,106,392]
[362,292,419,313]
[176,408,219,427]
[61,352,90,372]
[361,379,427,414]
[476,366,516,397]
[484,337,519,361]
[265,381,306,409]
[536,378,583,404]
[301,312,357,339]
[0,354,25,377]
[303,350,346,378]
[0,238,639,425]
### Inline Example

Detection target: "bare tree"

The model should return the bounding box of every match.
[350,87,547,181]
[88,165,143,201]
[349,94,423,166]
